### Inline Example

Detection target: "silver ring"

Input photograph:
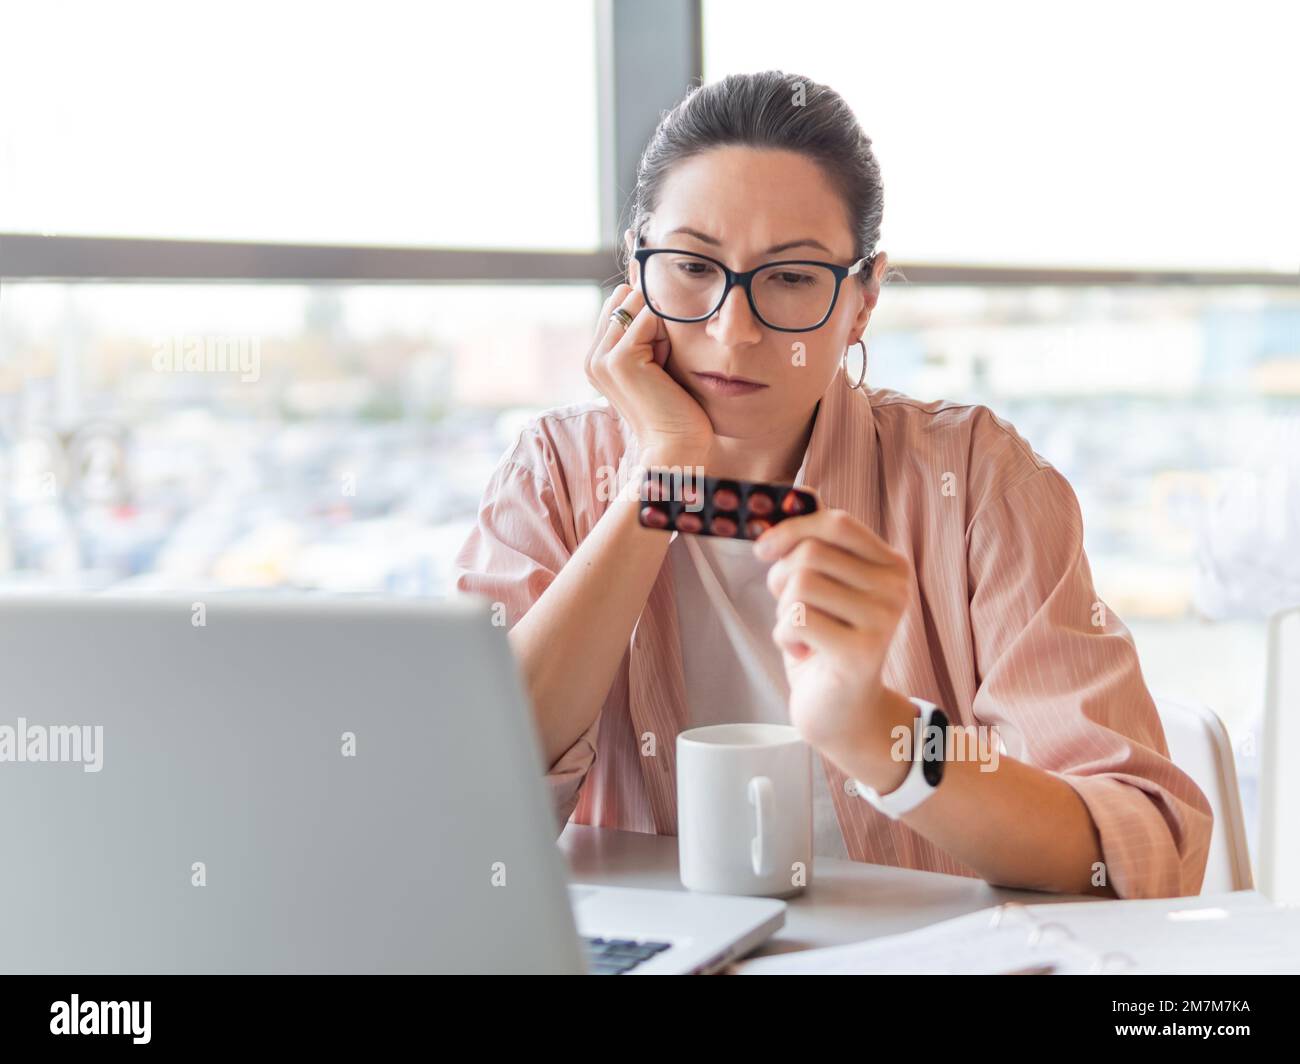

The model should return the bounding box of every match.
[610,307,635,330]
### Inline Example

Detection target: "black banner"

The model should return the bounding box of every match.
[0,973,1292,1049]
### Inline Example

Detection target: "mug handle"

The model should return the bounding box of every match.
[748,776,774,877]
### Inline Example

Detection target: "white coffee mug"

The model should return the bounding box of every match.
[677,723,812,898]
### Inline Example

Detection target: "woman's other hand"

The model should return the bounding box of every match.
[756,508,914,774]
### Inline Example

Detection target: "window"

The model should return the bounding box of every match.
[704,0,1300,271]
[0,0,600,249]
[0,282,601,593]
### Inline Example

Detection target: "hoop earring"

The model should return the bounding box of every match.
[842,339,867,390]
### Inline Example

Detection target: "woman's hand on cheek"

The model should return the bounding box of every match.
[755,509,912,769]
[586,284,715,467]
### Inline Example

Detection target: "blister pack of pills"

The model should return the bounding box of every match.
[636,468,818,539]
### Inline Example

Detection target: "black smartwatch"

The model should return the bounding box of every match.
[851,698,949,819]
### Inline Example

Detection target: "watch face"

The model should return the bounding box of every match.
[922,707,949,787]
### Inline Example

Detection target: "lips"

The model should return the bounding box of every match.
[691,371,768,397]
[702,369,759,385]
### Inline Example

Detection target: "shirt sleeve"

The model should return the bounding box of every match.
[966,466,1214,899]
[451,444,599,835]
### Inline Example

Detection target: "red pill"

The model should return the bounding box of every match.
[640,505,670,529]
[712,486,740,511]
[746,491,774,516]
[676,511,704,533]
[745,517,772,537]
[780,490,807,515]
[710,514,739,537]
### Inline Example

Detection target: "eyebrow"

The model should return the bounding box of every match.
[664,226,834,256]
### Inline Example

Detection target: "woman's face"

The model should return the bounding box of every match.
[626,145,887,441]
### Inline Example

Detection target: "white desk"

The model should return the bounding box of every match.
[560,823,1213,957]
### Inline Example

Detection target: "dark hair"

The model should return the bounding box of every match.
[621,71,886,284]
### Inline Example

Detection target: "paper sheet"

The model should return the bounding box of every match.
[732,892,1297,975]
[732,907,1097,975]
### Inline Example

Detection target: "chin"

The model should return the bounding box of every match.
[700,400,777,438]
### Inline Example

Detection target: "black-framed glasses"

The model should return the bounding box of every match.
[633,246,874,333]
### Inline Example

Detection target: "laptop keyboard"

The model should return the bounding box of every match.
[581,936,673,975]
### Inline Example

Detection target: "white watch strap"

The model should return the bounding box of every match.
[852,697,942,819]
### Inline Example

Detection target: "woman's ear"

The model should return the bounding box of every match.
[850,252,887,336]
[871,250,889,287]
[856,250,888,319]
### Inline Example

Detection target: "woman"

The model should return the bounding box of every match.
[454,71,1212,900]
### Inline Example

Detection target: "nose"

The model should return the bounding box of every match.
[706,282,763,347]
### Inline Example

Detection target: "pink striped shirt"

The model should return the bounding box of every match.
[453,374,1213,899]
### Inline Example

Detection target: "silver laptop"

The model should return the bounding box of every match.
[0,594,783,974]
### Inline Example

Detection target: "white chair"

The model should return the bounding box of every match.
[1260,605,1300,903]
[1152,693,1254,894]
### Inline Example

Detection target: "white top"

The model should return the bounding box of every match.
[668,459,848,860]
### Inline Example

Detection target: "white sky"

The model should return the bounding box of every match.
[0,0,600,249]
[704,0,1300,271]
